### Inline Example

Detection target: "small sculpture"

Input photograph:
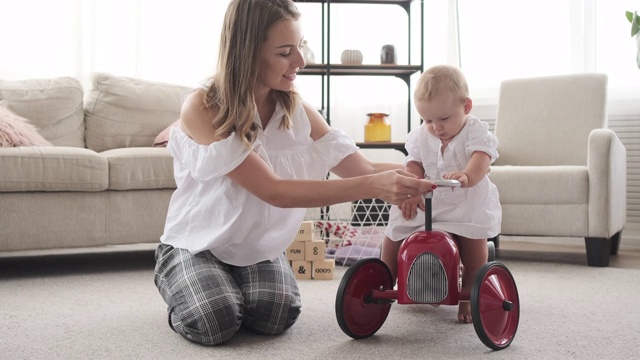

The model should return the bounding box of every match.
[340,49,363,65]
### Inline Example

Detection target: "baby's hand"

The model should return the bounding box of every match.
[399,196,424,220]
[443,171,469,188]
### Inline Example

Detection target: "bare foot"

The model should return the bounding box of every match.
[457,301,472,323]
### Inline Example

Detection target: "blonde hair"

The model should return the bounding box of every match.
[205,0,301,147]
[414,65,469,103]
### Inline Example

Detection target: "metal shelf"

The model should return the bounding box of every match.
[356,142,407,155]
[299,64,421,78]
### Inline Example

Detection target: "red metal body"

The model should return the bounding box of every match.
[397,230,461,305]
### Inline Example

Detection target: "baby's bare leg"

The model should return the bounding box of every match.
[381,236,403,285]
[457,236,488,323]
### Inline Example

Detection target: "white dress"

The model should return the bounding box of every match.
[160,102,358,266]
[384,115,501,241]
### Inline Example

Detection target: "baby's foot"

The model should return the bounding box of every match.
[457,301,472,323]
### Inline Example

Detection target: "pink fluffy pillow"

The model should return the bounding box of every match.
[0,102,52,147]
[153,119,180,147]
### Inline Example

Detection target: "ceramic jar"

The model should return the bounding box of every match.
[340,49,363,65]
[364,113,391,142]
[380,44,396,64]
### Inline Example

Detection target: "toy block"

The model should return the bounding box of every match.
[286,241,306,261]
[292,260,312,280]
[305,240,326,262]
[312,259,335,280]
[294,221,314,242]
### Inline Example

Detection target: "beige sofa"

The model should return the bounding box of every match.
[488,73,626,267]
[0,73,190,253]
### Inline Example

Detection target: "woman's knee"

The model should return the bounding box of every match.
[244,287,302,335]
[173,299,244,346]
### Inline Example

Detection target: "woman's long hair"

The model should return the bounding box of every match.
[205,0,301,148]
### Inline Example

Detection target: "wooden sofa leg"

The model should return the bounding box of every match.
[584,237,612,267]
[610,231,622,256]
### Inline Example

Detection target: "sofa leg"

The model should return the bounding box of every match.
[584,237,612,267]
[488,235,500,249]
[610,231,622,256]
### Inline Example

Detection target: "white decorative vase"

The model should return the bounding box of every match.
[301,40,315,64]
[340,49,363,65]
[636,34,640,69]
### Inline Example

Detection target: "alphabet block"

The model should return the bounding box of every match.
[291,260,312,280]
[305,240,326,262]
[312,259,335,280]
[294,221,314,242]
[286,241,306,261]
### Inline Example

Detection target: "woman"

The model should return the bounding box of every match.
[154,0,435,346]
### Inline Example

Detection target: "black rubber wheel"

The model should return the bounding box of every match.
[488,241,496,261]
[470,261,520,350]
[335,258,393,339]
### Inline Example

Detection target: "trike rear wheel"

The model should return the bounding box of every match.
[335,258,393,339]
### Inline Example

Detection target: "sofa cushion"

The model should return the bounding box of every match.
[0,147,108,192]
[101,147,176,190]
[0,101,52,147]
[489,165,588,204]
[0,77,85,147]
[85,73,192,152]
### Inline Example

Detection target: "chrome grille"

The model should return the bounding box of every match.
[407,253,448,303]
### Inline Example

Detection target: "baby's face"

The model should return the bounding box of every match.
[416,93,470,143]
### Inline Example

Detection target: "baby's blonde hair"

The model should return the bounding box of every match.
[414,65,469,103]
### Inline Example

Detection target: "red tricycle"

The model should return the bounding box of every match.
[335,179,519,350]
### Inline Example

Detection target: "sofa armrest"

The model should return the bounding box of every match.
[587,128,627,237]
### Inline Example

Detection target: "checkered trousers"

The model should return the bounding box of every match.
[154,244,301,345]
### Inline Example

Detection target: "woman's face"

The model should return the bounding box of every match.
[258,19,306,93]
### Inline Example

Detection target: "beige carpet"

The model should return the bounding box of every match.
[1,239,639,360]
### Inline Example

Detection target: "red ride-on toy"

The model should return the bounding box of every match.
[335,180,519,350]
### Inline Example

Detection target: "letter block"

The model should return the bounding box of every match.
[305,240,326,262]
[286,241,306,261]
[312,259,335,280]
[292,260,312,280]
[294,220,314,242]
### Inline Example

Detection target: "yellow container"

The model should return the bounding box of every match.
[364,113,391,142]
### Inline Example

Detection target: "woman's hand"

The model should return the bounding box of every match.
[372,169,436,205]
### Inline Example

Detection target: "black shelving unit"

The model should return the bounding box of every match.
[297,1,424,233]
[297,0,424,143]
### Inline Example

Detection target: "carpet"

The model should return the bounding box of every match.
[1,241,639,360]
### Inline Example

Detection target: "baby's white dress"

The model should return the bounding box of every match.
[384,115,502,241]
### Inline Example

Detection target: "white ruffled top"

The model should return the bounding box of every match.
[385,115,502,240]
[160,101,358,266]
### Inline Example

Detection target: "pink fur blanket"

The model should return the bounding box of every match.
[0,102,51,147]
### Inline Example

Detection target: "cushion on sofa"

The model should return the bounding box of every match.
[0,146,108,192]
[84,73,192,152]
[153,119,180,147]
[101,147,176,190]
[0,77,85,147]
[0,101,52,147]
[489,165,588,204]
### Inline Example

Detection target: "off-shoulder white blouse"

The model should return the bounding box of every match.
[160,102,358,266]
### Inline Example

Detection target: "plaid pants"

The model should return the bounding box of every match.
[154,244,301,345]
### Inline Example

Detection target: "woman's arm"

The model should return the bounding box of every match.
[180,95,434,207]
[227,151,433,208]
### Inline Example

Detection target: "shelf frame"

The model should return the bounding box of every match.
[297,0,423,146]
